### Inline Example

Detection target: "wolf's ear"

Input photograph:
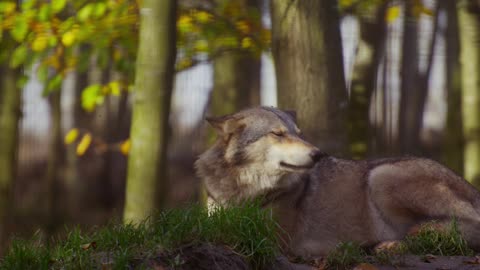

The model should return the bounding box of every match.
[283,110,297,122]
[206,114,244,136]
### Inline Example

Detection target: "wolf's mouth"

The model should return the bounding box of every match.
[280,161,313,171]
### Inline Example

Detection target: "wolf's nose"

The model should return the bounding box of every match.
[310,150,325,163]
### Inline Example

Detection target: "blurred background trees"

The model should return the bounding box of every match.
[271,0,348,156]
[123,0,177,224]
[0,0,479,253]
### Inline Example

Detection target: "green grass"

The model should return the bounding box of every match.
[1,201,280,270]
[325,242,367,270]
[402,219,474,256]
[324,220,475,269]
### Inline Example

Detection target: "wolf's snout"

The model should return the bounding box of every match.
[310,149,325,163]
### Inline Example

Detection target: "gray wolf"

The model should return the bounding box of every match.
[195,106,480,258]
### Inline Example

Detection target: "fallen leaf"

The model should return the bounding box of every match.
[373,240,402,253]
[353,262,379,270]
[81,241,97,250]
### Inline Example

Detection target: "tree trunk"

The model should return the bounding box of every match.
[399,1,441,156]
[123,0,177,223]
[211,53,261,115]
[209,0,261,118]
[0,65,21,251]
[64,66,88,212]
[443,0,463,175]
[45,89,64,234]
[270,0,348,155]
[89,57,116,210]
[398,0,420,154]
[349,4,388,159]
[458,0,480,188]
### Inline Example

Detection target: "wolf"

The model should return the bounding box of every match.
[195,106,480,258]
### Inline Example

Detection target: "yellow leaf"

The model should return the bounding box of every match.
[120,139,130,155]
[385,5,401,23]
[64,128,79,145]
[194,40,209,52]
[339,0,354,8]
[108,81,121,96]
[177,15,193,33]
[421,6,434,16]
[1,2,16,15]
[113,48,122,61]
[31,36,48,51]
[48,36,58,47]
[194,10,213,23]
[76,133,92,156]
[235,20,250,34]
[61,30,76,47]
[241,37,253,49]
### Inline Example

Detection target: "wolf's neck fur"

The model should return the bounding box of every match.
[195,145,296,204]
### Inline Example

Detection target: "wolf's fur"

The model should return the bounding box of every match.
[195,107,480,258]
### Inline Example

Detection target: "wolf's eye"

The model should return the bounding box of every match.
[271,130,284,137]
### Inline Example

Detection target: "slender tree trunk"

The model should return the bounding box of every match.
[103,72,130,211]
[443,0,463,175]
[349,4,388,159]
[123,0,177,223]
[458,0,480,188]
[45,89,64,234]
[65,67,87,211]
[0,65,21,252]
[398,0,440,155]
[211,53,261,115]
[90,58,116,210]
[114,89,131,210]
[398,0,420,154]
[271,0,348,155]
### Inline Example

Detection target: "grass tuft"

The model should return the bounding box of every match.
[402,219,474,256]
[326,242,367,270]
[0,239,52,270]
[0,201,279,269]
[152,200,280,268]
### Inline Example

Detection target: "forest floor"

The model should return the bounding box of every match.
[367,255,480,270]
[2,203,480,270]
[292,254,480,270]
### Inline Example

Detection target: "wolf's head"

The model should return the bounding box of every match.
[195,106,324,204]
